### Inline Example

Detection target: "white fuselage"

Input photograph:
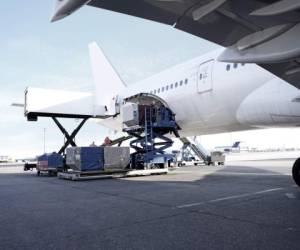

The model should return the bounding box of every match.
[101,48,300,136]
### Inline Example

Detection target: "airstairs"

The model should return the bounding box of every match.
[179,137,212,165]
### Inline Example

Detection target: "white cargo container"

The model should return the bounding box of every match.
[104,147,130,170]
[122,103,139,127]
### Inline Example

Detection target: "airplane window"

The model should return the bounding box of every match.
[226,64,230,71]
[166,85,169,91]
[241,63,245,66]
[162,87,165,92]
[154,89,156,94]
[158,88,160,93]
[185,79,188,84]
[175,82,178,88]
[234,63,238,69]
[170,84,173,89]
[150,90,153,94]
[180,80,183,86]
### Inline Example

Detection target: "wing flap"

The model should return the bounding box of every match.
[88,0,189,25]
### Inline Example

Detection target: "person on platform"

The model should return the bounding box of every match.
[103,137,112,146]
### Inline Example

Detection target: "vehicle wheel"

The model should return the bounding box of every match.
[292,158,300,187]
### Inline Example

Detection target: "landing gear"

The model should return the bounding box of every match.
[292,158,300,187]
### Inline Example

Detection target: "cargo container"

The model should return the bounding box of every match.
[122,103,149,127]
[37,153,64,176]
[66,147,104,171]
[104,147,130,170]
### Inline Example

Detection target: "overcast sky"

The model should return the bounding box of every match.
[1,1,300,158]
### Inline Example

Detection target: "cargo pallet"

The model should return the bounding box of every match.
[57,168,168,181]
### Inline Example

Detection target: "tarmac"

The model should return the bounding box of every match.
[0,158,299,250]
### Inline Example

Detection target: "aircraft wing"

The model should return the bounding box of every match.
[52,0,300,88]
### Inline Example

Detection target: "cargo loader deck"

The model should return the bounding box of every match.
[58,143,168,181]
[57,168,168,181]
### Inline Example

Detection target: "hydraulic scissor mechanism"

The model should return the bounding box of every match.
[122,93,180,169]
[52,117,89,155]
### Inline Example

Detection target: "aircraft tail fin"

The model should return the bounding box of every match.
[232,141,241,148]
[88,42,126,115]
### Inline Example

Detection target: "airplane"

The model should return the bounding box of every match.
[45,0,300,186]
[215,141,242,153]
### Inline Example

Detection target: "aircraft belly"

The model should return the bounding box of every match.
[95,116,123,132]
[165,62,274,135]
[166,88,245,136]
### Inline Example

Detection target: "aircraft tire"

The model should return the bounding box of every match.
[292,158,300,187]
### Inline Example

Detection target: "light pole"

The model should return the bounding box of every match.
[43,128,46,154]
